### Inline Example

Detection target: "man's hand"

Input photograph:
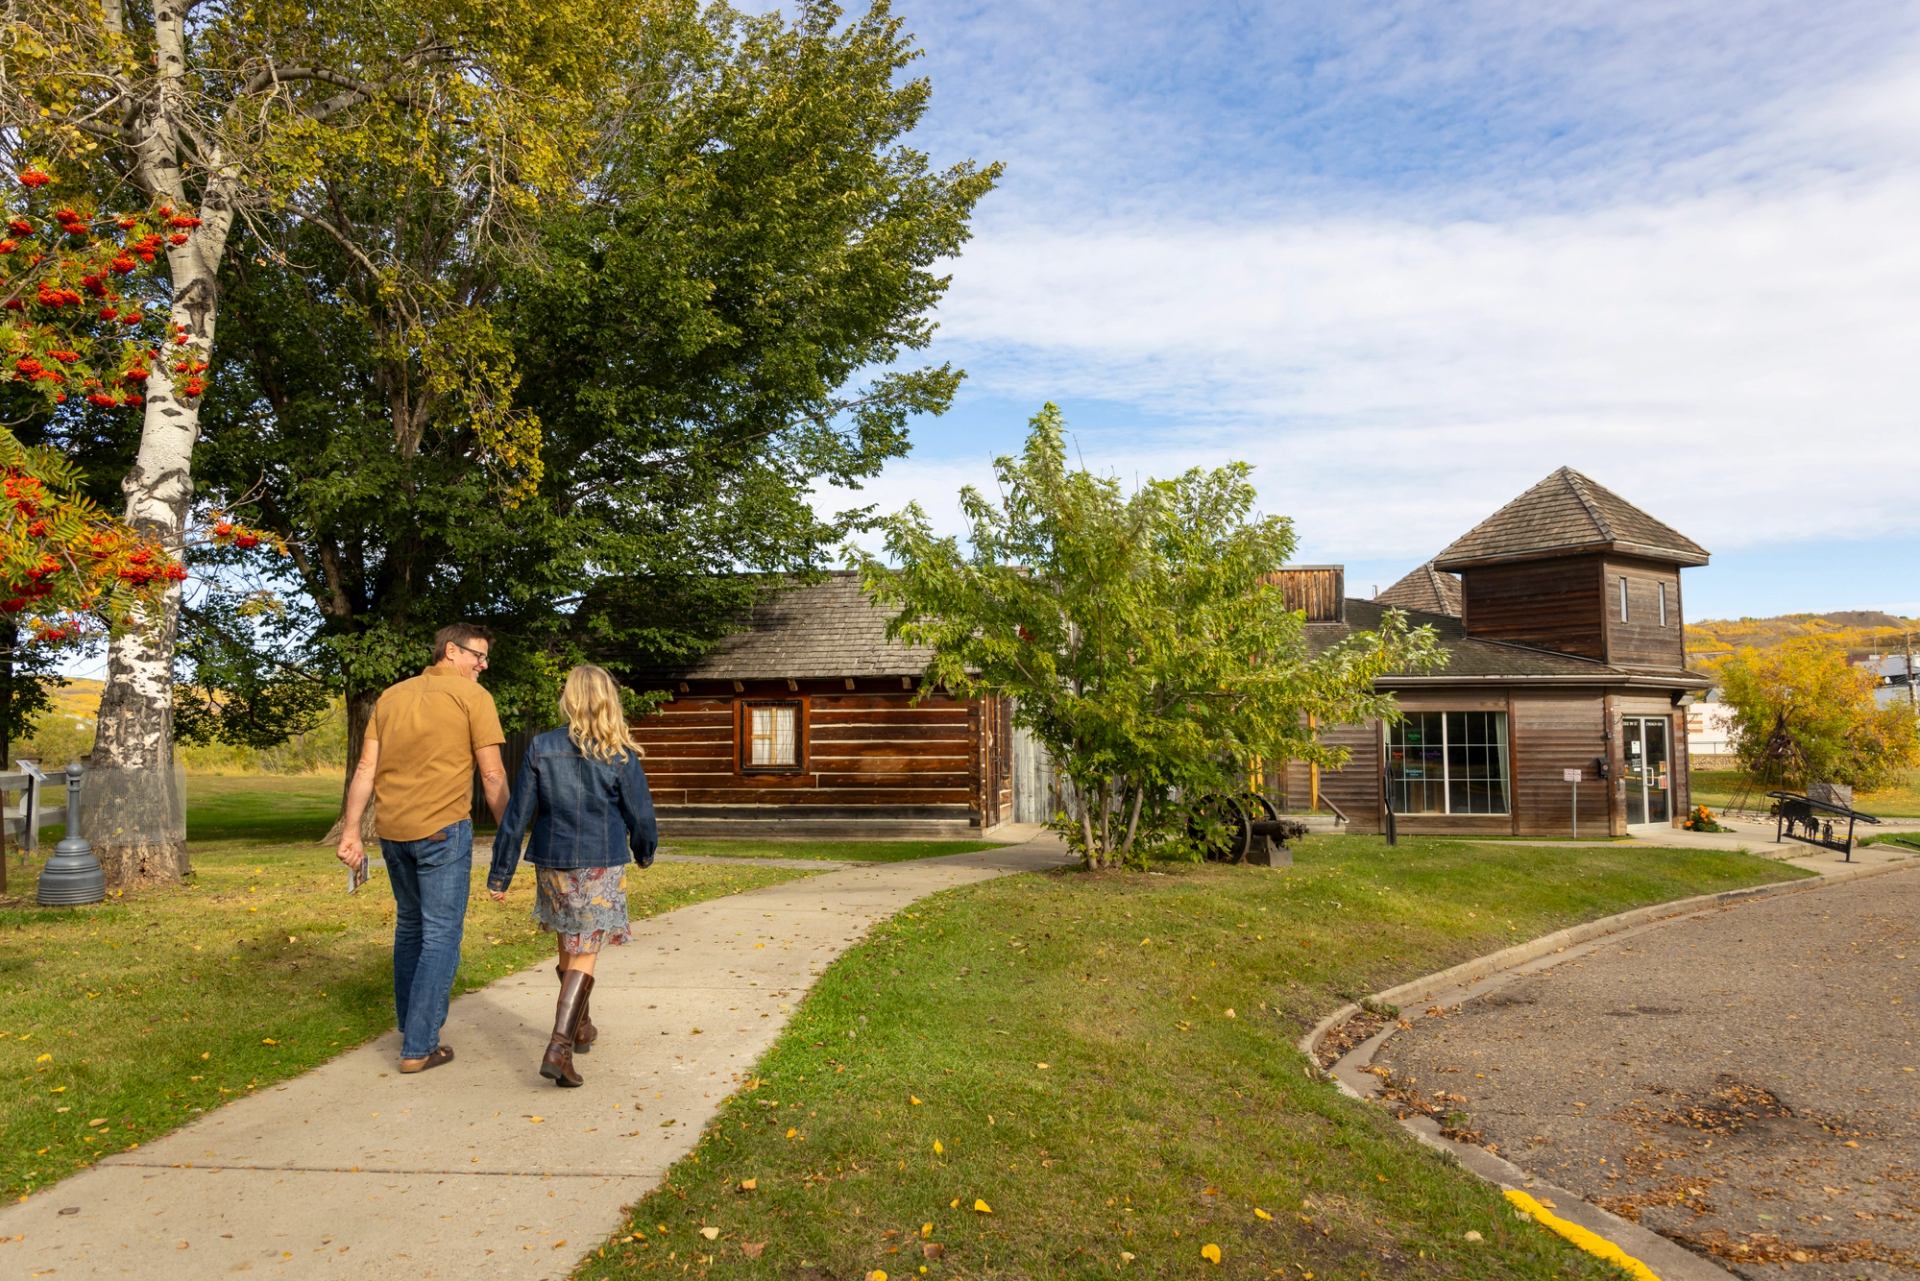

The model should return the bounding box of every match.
[337,737,379,873]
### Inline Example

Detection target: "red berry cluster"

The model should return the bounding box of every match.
[209,518,272,552]
[2,168,205,410]
[1,460,183,638]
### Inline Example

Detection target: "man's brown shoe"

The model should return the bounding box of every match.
[399,1045,454,1074]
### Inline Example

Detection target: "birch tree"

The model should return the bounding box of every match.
[1,0,633,883]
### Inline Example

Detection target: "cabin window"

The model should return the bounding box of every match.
[741,700,801,772]
[1387,711,1509,815]
[1618,575,1629,622]
[1657,582,1668,627]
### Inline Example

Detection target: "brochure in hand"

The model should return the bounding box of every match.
[347,855,373,895]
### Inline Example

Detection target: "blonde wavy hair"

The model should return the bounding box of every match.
[560,664,642,763]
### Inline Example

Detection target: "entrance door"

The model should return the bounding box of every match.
[1623,716,1672,829]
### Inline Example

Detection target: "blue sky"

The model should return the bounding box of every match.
[816,0,1920,621]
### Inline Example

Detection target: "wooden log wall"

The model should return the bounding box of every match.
[1313,719,1383,833]
[1458,555,1605,658]
[1510,691,1610,836]
[1602,556,1686,669]
[1262,567,1346,622]
[629,681,989,816]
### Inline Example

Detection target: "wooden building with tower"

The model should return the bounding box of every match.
[624,573,1015,836]
[1278,467,1712,837]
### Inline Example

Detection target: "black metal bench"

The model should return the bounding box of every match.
[1766,790,1880,860]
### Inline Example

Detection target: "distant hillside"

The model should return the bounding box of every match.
[1687,612,1920,666]
[49,678,104,721]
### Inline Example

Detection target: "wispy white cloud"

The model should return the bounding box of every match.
[836,5,1920,576]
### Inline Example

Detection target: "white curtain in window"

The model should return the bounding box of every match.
[751,706,797,766]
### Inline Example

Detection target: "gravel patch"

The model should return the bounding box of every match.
[1376,866,1920,1279]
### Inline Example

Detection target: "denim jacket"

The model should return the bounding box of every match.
[486,728,658,892]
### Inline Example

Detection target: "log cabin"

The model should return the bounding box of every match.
[1276,466,1711,836]
[619,466,1707,840]
[624,574,1015,836]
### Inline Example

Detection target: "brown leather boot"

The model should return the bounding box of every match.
[558,963,596,1054]
[540,970,593,1088]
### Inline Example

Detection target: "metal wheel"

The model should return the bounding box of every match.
[1187,793,1252,862]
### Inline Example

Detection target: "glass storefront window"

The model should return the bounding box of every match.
[1388,711,1509,815]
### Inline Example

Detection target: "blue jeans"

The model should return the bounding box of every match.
[381,820,473,1059]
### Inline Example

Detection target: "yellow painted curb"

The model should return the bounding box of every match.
[1504,1189,1660,1281]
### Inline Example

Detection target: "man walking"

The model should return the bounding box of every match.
[337,624,509,1073]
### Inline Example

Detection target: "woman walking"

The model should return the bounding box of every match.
[487,664,658,1087]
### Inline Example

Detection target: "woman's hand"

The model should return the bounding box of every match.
[488,887,509,903]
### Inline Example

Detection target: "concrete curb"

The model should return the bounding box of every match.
[1296,855,1920,1281]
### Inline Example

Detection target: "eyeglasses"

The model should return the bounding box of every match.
[451,640,490,667]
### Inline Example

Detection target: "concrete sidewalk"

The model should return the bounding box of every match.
[0,835,1072,1280]
[1621,814,1920,872]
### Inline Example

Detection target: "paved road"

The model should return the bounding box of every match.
[0,837,1072,1280]
[1377,864,1920,1279]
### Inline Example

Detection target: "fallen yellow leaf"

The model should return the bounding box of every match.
[866,1271,888,1281]
[949,1198,960,1209]
[34,1053,51,1064]
[1254,1207,1272,1221]
[1224,1009,1236,1019]
[1120,1250,1136,1262]
[1201,1243,1222,1264]
[1035,1062,1050,1070]
[48,1086,65,1094]
[909,1095,922,1106]
[261,1038,278,1046]
[973,1199,992,1214]
[920,1222,933,1238]
[699,1226,720,1241]
[933,1139,944,1155]
[785,1127,799,1140]
[528,1116,545,1124]
[739,1178,757,1191]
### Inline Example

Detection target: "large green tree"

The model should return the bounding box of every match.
[187,0,997,829]
[4,0,637,883]
[856,406,1444,870]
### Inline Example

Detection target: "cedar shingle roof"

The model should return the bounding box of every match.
[640,573,934,681]
[1375,563,1462,616]
[1432,467,1709,570]
[1312,599,1707,686]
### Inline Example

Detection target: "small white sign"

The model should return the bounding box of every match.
[1563,768,1584,782]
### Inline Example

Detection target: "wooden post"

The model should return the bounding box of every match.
[1896,633,1912,722]
[1307,714,1320,812]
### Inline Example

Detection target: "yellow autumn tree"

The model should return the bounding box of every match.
[1717,640,1920,791]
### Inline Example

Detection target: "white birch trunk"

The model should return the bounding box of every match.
[82,0,236,886]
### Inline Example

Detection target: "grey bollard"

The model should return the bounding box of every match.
[36,762,106,906]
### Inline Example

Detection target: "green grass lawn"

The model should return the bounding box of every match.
[163,774,1006,860]
[1692,766,1920,817]
[576,837,1807,1281]
[0,833,818,1200]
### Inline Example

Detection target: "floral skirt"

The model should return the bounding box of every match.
[532,866,632,954]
